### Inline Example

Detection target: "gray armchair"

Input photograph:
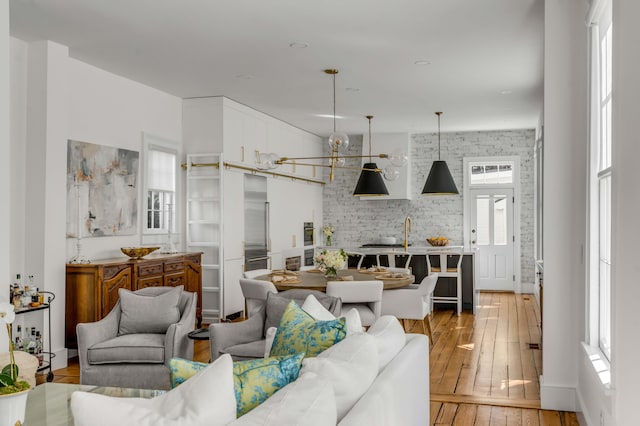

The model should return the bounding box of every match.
[209,289,341,361]
[77,286,197,390]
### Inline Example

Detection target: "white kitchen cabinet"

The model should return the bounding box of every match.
[359,132,412,200]
[223,101,267,164]
[183,96,324,318]
[223,257,245,317]
[222,169,245,260]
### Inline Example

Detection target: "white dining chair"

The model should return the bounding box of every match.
[427,251,463,315]
[345,251,365,269]
[243,268,272,279]
[376,251,412,269]
[239,278,277,318]
[326,280,383,327]
[381,274,438,344]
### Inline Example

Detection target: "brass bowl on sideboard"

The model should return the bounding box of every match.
[120,246,160,259]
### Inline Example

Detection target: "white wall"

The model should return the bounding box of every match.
[541,0,589,411]
[9,38,182,365]
[0,0,9,352]
[611,1,640,424]
[323,129,536,285]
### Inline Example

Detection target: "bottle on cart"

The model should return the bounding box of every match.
[35,331,44,367]
[14,325,23,351]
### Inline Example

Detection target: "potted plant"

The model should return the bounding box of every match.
[0,302,30,426]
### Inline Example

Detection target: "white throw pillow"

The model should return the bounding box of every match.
[300,332,378,420]
[71,354,236,426]
[366,315,406,372]
[301,294,363,335]
[230,372,337,426]
[264,326,278,358]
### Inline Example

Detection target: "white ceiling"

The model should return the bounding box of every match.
[9,0,544,137]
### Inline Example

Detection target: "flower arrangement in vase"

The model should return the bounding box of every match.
[0,302,30,426]
[314,249,347,278]
[322,225,334,246]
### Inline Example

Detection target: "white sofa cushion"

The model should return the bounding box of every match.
[301,294,363,335]
[71,354,236,426]
[366,315,406,372]
[231,372,337,426]
[300,332,378,420]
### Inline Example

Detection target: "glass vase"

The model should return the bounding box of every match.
[326,235,332,246]
[323,267,338,279]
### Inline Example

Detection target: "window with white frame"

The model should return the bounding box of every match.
[144,135,178,234]
[588,2,612,362]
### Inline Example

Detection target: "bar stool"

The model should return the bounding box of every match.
[376,251,412,269]
[426,250,463,315]
[345,251,365,269]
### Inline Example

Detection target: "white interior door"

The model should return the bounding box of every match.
[470,188,514,291]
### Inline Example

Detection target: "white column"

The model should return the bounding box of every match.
[541,0,589,410]
[24,41,69,368]
[0,0,9,351]
[612,1,640,424]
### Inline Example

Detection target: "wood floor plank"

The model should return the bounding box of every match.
[474,405,492,425]
[430,401,443,426]
[521,408,542,426]
[563,411,580,426]
[507,341,525,399]
[490,405,507,426]
[539,410,562,426]
[505,407,523,426]
[452,403,477,426]
[434,402,459,425]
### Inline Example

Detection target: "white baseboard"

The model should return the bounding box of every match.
[518,282,535,294]
[540,375,577,411]
[51,347,68,370]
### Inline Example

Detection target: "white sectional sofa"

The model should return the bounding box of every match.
[71,316,430,426]
[339,334,429,425]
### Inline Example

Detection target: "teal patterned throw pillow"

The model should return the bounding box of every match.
[233,353,305,416]
[168,357,207,388]
[269,300,347,358]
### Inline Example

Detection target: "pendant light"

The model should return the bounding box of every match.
[353,115,389,196]
[422,112,459,195]
[325,69,349,153]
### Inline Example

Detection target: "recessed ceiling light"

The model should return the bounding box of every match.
[235,74,255,80]
[345,87,360,92]
[316,114,345,119]
[289,42,309,49]
[414,60,432,66]
[500,90,513,95]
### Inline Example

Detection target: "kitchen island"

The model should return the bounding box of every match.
[322,245,476,313]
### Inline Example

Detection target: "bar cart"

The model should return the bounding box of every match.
[14,290,56,382]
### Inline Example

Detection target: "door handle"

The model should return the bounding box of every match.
[471,240,476,244]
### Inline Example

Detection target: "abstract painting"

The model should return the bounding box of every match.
[67,140,139,237]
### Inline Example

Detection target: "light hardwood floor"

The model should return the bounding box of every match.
[46,292,579,425]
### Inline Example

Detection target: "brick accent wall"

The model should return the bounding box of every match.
[322,129,536,285]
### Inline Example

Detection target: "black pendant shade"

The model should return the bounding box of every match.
[422,160,459,195]
[353,163,389,196]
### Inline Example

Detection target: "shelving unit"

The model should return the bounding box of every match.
[14,291,56,382]
[185,153,223,323]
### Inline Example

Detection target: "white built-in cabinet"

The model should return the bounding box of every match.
[182,97,324,319]
[359,132,412,200]
[185,153,223,323]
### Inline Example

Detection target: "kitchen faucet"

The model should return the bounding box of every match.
[403,216,412,251]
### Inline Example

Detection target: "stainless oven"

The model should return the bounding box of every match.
[303,222,314,246]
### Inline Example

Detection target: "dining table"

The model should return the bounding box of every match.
[256,268,415,292]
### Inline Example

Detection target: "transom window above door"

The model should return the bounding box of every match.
[469,162,514,185]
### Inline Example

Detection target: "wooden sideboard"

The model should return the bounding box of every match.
[65,252,202,349]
